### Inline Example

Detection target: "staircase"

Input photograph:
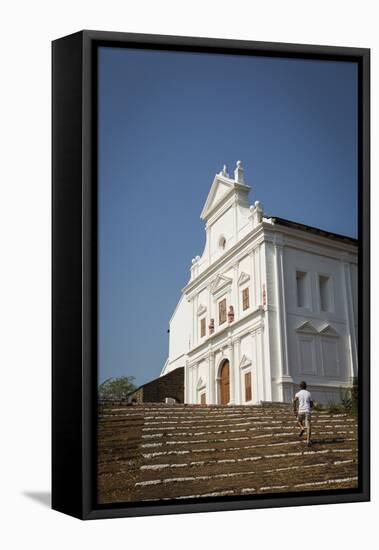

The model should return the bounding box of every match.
[97,403,358,504]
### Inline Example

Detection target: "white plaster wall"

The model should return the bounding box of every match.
[238,254,250,275]
[223,266,234,280]
[350,263,358,326]
[193,174,253,278]
[237,257,253,319]
[285,316,350,379]
[162,294,191,375]
[210,206,234,263]
[308,387,342,405]
[198,287,207,305]
[265,242,277,307]
[259,241,278,401]
[237,203,252,240]
[283,247,346,317]
[252,246,261,309]
[239,333,250,358]
[162,354,187,375]
[281,244,357,402]
[267,310,281,382]
[239,333,255,403]
[196,359,208,402]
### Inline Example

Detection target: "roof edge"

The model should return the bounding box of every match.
[270,216,358,245]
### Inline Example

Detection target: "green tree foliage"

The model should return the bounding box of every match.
[339,377,358,416]
[98,376,137,401]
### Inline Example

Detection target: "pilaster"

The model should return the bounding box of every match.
[274,238,289,380]
[232,262,239,319]
[208,349,215,404]
[233,337,241,404]
[227,340,235,405]
[340,256,358,380]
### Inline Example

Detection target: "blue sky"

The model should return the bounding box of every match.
[98,47,358,386]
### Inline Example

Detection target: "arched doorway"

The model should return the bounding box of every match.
[219,359,230,405]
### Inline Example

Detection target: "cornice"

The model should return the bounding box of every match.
[239,354,252,369]
[295,320,340,337]
[210,274,233,296]
[263,221,358,260]
[184,224,264,296]
[197,304,207,317]
[238,271,250,286]
[184,216,357,301]
[187,305,264,356]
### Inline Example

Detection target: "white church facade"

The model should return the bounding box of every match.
[161,161,358,405]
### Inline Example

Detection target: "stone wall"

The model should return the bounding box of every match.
[128,367,184,403]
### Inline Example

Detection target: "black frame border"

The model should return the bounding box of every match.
[52,30,370,520]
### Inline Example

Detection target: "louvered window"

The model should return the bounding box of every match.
[242,287,250,310]
[200,317,206,337]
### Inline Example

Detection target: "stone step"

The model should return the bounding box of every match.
[142,428,356,443]
[152,413,344,421]
[136,475,359,502]
[137,442,357,471]
[140,429,356,449]
[131,461,358,502]
[141,416,351,425]
[132,476,359,502]
[100,422,356,435]
[139,423,357,438]
[100,404,291,414]
[140,436,356,458]
[98,439,357,479]
[97,403,358,504]
[100,403,353,415]
[99,408,351,421]
[136,456,357,485]
[136,457,357,484]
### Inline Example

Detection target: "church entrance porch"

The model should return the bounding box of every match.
[219,359,230,405]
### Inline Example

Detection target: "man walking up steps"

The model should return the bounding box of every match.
[293,381,313,447]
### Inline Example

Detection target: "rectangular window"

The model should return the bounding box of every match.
[200,317,206,337]
[242,287,250,311]
[218,298,227,325]
[200,392,206,405]
[245,372,252,402]
[319,275,331,311]
[296,271,307,308]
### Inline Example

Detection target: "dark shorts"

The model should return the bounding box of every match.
[297,412,311,428]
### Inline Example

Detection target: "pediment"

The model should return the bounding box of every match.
[319,324,339,337]
[196,377,206,390]
[197,304,207,317]
[239,354,252,369]
[238,271,250,286]
[296,321,318,334]
[210,274,233,295]
[212,179,233,205]
[200,173,250,221]
[200,174,234,220]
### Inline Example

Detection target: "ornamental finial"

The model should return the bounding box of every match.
[234,160,245,183]
[219,164,229,177]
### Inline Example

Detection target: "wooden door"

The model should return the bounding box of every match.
[220,360,230,405]
[245,371,252,402]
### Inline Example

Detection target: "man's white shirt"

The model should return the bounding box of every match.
[295,389,312,413]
